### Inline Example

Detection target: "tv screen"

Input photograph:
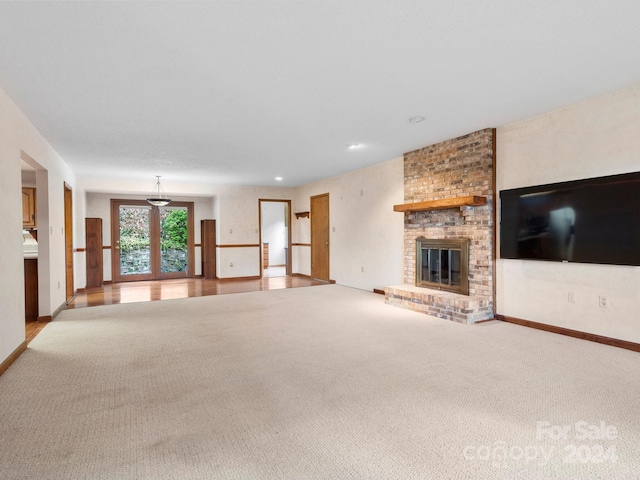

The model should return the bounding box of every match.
[500,171,640,266]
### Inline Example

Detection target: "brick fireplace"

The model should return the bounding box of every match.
[385,128,495,324]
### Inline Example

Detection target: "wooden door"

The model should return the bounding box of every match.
[85,218,103,289]
[64,184,74,302]
[201,219,217,279]
[310,193,330,281]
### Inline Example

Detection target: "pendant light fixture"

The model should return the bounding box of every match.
[146,175,172,206]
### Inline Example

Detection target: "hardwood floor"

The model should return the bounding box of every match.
[68,275,327,309]
[25,319,50,345]
[22,276,326,344]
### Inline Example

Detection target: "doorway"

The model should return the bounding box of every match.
[110,200,195,283]
[310,193,330,281]
[259,199,291,278]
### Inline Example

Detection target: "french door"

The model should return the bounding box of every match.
[111,200,194,283]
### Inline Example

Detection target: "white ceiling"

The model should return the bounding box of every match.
[1,1,640,188]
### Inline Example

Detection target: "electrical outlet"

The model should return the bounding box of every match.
[599,296,608,308]
[229,262,234,267]
[568,292,576,303]
[361,266,364,273]
[57,281,60,289]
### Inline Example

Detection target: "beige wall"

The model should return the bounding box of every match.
[84,193,215,281]
[78,164,402,285]
[496,85,640,342]
[0,85,76,364]
[216,185,295,278]
[293,157,405,291]
[78,183,298,280]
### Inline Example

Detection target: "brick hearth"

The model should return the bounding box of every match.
[385,285,493,324]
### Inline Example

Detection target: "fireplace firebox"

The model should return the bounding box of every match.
[416,237,469,295]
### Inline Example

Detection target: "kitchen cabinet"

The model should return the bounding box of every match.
[22,188,36,228]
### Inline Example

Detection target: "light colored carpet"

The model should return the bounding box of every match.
[1,285,639,479]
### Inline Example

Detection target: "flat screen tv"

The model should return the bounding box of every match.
[500,171,640,266]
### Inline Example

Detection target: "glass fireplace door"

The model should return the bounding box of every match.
[416,237,469,295]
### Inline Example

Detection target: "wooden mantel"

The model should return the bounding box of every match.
[393,195,486,213]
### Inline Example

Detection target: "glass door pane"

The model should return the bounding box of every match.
[450,249,461,287]
[421,247,429,283]
[118,205,152,276]
[428,248,440,283]
[440,249,450,285]
[159,206,188,274]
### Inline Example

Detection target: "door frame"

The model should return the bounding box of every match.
[110,199,195,283]
[258,199,292,277]
[310,193,330,281]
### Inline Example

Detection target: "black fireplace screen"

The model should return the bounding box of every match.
[416,238,469,295]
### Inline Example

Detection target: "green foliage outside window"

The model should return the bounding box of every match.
[118,208,187,253]
[160,209,187,250]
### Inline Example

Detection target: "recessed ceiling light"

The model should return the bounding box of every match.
[275,176,283,181]
[347,143,361,150]
[408,116,426,123]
